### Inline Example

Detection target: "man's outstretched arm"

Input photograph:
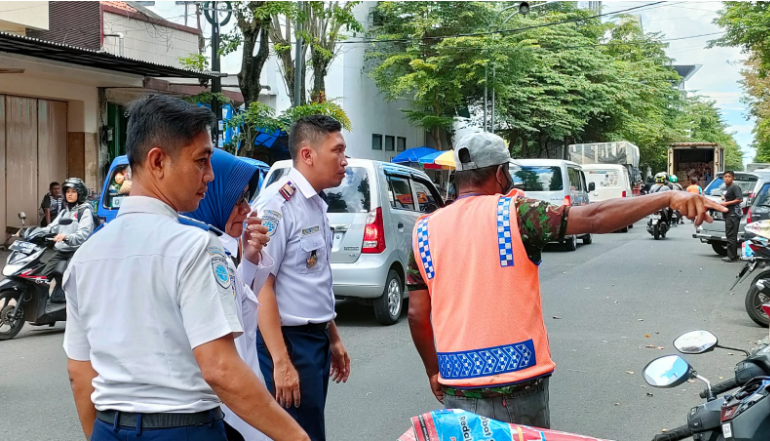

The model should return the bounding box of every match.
[566,191,726,236]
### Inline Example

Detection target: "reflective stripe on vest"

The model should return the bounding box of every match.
[412,191,555,388]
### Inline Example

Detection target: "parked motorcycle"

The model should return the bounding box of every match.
[732,221,770,327]
[647,209,670,240]
[644,330,770,441]
[0,212,70,340]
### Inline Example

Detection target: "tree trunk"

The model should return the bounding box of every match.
[237,2,271,156]
[310,47,329,103]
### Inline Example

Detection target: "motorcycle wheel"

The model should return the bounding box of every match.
[654,225,660,240]
[745,270,770,327]
[0,290,25,340]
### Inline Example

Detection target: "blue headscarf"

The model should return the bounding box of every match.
[185,148,261,231]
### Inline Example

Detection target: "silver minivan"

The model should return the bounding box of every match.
[263,159,444,325]
[510,159,595,250]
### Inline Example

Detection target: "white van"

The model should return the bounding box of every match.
[510,159,594,251]
[582,164,632,202]
[582,164,633,232]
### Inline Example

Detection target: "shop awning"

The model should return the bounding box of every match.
[0,31,215,79]
[392,146,438,164]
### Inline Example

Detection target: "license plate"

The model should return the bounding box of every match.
[9,241,36,254]
[722,422,733,438]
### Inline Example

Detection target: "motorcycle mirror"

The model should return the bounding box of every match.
[58,218,74,226]
[643,354,694,388]
[674,330,718,354]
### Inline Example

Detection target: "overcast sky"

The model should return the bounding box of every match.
[152,1,754,162]
[603,1,754,162]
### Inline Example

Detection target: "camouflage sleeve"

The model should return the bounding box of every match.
[406,249,428,291]
[515,196,570,264]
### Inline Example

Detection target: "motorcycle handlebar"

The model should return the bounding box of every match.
[700,377,739,399]
[652,425,692,441]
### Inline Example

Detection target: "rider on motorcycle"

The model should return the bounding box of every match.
[670,175,685,191]
[649,172,673,225]
[39,177,95,302]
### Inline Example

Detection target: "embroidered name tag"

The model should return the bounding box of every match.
[302,226,320,236]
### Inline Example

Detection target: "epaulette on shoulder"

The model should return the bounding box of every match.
[279,181,297,201]
[178,215,224,237]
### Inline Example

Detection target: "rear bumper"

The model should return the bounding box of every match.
[331,254,395,299]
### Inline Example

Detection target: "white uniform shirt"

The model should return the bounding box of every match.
[62,196,243,413]
[218,234,273,441]
[251,168,335,326]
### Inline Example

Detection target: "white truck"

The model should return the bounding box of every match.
[667,142,725,188]
[568,141,642,187]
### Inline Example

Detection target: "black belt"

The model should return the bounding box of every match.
[97,408,223,429]
[283,321,331,332]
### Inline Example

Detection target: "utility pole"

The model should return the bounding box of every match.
[293,1,304,107]
[211,1,222,147]
[176,1,197,26]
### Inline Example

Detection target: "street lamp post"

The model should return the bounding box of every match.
[483,1,556,133]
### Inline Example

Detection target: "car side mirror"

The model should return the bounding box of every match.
[588,182,596,192]
[674,330,718,354]
[643,354,694,388]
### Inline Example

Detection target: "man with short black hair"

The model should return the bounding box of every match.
[63,94,307,441]
[251,115,352,441]
[40,181,63,227]
[721,170,743,262]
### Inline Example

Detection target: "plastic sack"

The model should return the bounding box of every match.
[398,409,614,441]
[745,220,770,241]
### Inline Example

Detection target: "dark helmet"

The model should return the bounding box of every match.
[62,177,89,205]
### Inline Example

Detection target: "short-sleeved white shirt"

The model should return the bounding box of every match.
[251,168,335,326]
[62,196,243,413]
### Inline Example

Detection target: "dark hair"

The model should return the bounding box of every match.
[724,170,735,178]
[454,164,503,190]
[690,177,698,184]
[49,181,60,189]
[288,115,342,160]
[125,94,216,169]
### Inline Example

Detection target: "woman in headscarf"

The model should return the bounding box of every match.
[184,148,273,441]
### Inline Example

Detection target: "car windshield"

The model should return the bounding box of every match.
[512,166,563,191]
[585,170,621,188]
[704,176,757,197]
[264,167,371,213]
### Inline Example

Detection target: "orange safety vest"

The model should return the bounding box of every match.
[687,185,701,194]
[412,190,555,389]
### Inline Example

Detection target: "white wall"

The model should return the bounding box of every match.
[262,2,425,161]
[102,12,199,68]
[0,1,49,34]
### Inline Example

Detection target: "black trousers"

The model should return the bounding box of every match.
[725,215,740,260]
[42,250,75,301]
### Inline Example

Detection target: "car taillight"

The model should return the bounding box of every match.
[747,209,752,224]
[563,195,571,206]
[622,191,627,198]
[362,207,386,254]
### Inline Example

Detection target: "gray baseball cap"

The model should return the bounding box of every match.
[453,132,511,171]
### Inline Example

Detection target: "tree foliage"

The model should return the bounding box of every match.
[368,1,743,171]
[712,2,770,77]
[740,57,770,162]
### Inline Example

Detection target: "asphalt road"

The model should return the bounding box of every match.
[1,220,766,441]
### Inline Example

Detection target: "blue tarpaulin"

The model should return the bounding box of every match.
[391,146,438,164]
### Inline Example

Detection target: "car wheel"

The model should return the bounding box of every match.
[582,234,593,245]
[565,235,577,251]
[373,270,403,326]
[745,270,770,327]
[711,242,728,257]
[620,226,629,233]
[628,224,634,229]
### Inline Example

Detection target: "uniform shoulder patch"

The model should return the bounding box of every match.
[262,209,283,237]
[211,253,231,290]
[279,181,296,201]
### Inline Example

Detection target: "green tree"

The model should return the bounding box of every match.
[740,58,770,162]
[712,2,770,76]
